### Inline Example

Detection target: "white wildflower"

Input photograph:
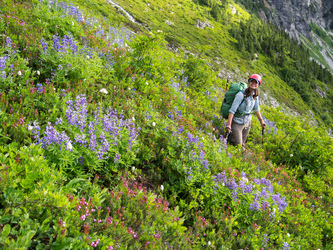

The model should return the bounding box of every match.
[146,81,148,85]
[66,141,73,150]
[132,117,135,121]
[86,56,90,59]
[290,154,293,157]
[208,241,211,246]
[287,233,290,237]
[37,70,40,75]
[72,21,74,26]
[152,122,156,127]
[99,88,108,94]
[241,177,249,183]
[132,166,135,171]
[18,70,22,76]
[160,185,164,191]
[157,30,163,33]
[27,125,33,131]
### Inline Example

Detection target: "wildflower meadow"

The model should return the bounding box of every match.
[0,0,333,249]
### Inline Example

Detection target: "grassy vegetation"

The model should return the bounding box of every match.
[0,0,333,249]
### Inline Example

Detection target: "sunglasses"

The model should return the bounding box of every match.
[249,78,260,85]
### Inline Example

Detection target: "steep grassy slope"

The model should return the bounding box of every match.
[113,0,333,126]
[0,0,333,249]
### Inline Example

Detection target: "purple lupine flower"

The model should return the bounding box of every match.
[89,134,97,151]
[244,183,253,194]
[50,68,56,78]
[262,234,269,246]
[55,118,63,125]
[271,193,281,205]
[190,151,196,161]
[253,178,260,185]
[227,179,237,191]
[114,153,120,163]
[278,196,288,212]
[262,116,277,135]
[28,121,41,141]
[0,57,6,79]
[261,187,269,200]
[186,167,193,181]
[79,156,84,165]
[282,242,289,250]
[60,89,66,97]
[238,180,246,193]
[202,159,209,170]
[40,38,48,51]
[5,36,12,48]
[249,198,261,212]
[52,35,62,52]
[262,200,269,210]
[67,94,87,130]
[36,83,44,94]
[199,150,205,160]
[232,191,237,202]
[75,133,87,146]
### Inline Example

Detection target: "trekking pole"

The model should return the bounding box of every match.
[224,131,230,140]
[224,126,231,140]
[225,77,229,92]
[262,128,265,144]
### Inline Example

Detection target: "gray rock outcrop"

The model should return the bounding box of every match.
[262,0,333,71]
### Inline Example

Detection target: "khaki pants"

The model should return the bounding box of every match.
[228,121,251,146]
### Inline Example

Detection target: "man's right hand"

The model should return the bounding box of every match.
[226,126,231,134]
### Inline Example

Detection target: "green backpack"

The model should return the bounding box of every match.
[220,81,247,119]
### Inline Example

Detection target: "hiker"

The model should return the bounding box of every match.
[225,74,266,147]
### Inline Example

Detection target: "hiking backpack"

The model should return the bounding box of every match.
[220,81,247,119]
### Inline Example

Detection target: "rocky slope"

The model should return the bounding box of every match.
[262,0,333,70]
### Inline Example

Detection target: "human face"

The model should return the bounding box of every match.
[249,79,259,89]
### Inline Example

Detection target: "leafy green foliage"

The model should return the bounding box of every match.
[0,0,333,249]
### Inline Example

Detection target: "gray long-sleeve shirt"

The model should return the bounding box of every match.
[229,91,260,124]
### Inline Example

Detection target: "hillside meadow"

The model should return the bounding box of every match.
[0,0,333,249]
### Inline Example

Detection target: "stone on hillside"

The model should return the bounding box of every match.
[260,92,280,109]
[195,19,214,29]
[165,20,174,26]
[315,86,327,98]
[229,4,237,14]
